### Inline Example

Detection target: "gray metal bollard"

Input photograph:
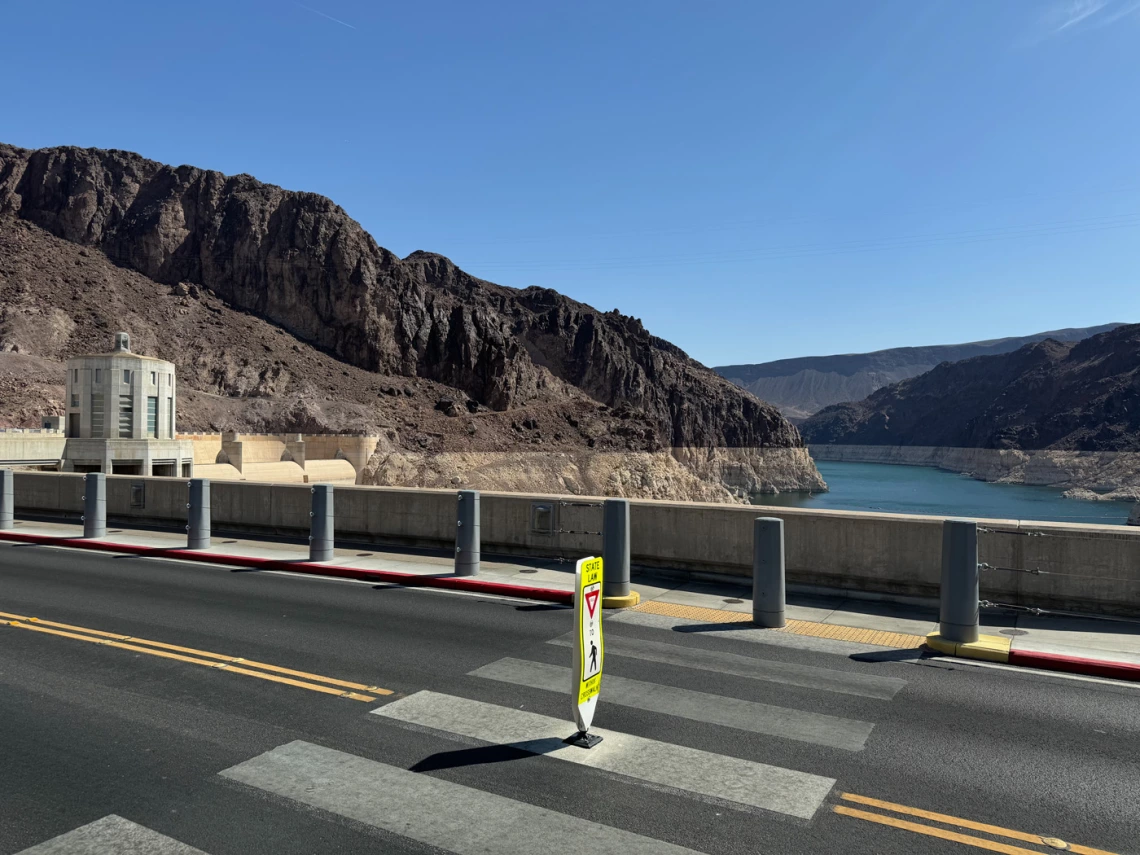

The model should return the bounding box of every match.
[187,478,211,550]
[939,518,980,643]
[309,484,335,562]
[83,472,107,539]
[0,468,13,530]
[602,498,631,598]
[752,517,786,628]
[455,490,480,576]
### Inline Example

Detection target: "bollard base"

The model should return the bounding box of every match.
[563,731,603,749]
[924,632,1010,663]
[602,591,640,609]
[938,623,980,645]
[752,611,786,629]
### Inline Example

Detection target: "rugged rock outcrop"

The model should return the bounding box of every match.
[0,143,800,452]
[0,142,824,499]
[717,324,1122,421]
[802,326,1140,452]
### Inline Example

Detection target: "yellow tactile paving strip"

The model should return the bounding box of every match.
[633,600,925,649]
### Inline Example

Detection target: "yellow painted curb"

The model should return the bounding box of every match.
[602,591,641,609]
[924,632,1011,664]
[922,633,957,656]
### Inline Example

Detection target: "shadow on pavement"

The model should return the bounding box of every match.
[409,739,565,773]
[849,648,927,663]
[671,622,753,634]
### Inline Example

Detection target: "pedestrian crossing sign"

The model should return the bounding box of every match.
[573,556,604,732]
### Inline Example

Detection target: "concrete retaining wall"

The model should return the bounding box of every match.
[9,471,1140,615]
[0,434,66,465]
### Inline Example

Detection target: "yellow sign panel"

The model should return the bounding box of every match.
[576,556,604,710]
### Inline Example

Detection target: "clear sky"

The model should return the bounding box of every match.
[4,0,1139,366]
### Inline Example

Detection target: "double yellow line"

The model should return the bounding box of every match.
[0,610,393,703]
[835,793,1119,855]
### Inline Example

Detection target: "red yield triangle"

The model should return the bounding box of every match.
[584,589,600,618]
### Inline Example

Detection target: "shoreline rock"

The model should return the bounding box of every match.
[363,446,827,504]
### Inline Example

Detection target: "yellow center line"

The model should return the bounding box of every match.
[834,806,1049,855]
[1,611,392,706]
[838,794,1121,855]
[841,793,1044,844]
[0,609,392,696]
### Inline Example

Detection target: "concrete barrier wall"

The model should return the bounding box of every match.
[0,434,67,464]
[9,471,1140,615]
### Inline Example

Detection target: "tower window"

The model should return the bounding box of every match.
[119,395,133,438]
[90,393,104,438]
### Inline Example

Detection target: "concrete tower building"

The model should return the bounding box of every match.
[62,332,194,476]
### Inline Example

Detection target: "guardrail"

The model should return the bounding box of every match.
[3,470,1139,615]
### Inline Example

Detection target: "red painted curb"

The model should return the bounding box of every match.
[0,530,573,606]
[1008,649,1140,682]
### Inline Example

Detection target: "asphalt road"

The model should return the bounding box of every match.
[1,539,1137,855]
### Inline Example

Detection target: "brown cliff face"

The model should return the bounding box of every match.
[801,326,1140,452]
[0,143,801,454]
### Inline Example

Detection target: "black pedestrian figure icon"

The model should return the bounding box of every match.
[589,641,598,673]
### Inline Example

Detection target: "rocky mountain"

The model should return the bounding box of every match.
[716,324,1123,421]
[800,324,1140,451]
[0,142,824,501]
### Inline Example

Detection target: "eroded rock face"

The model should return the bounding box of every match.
[716,323,1124,421]
[802,328,1140,452]
[0,143,802,454]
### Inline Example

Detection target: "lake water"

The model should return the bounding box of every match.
[753,460,1132,526]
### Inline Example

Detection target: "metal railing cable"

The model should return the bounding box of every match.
[977,562,1138,584]
[979,599,1140,624]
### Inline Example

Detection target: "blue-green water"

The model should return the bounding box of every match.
[754,461,1132,526]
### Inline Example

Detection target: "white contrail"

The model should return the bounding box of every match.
[295,1,357,30]
[1051,0,1107,32]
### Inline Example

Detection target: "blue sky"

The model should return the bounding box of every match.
[4,0,1139,365]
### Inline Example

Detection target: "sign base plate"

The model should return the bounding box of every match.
[563,730,603,749]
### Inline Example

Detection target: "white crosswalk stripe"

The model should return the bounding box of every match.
[470,656,875,751]
[371,690,836,819]
[549,632,906,699]
[16,815,209,855]
[221,740,705,854]
[16,624,891,852]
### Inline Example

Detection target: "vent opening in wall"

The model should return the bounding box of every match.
[130,483,145,509]
[531,502,554,534]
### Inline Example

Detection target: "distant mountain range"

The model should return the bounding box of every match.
[715,324,1124,421]
[800,323,1140,452]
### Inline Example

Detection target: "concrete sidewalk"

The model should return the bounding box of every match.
[4,517,1140,677]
